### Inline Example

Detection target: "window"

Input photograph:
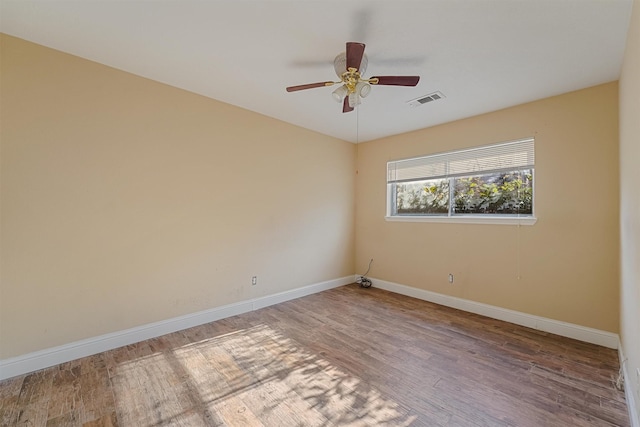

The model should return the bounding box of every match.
[387,138,535,224]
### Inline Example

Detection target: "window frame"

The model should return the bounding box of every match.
[385,139,537,225]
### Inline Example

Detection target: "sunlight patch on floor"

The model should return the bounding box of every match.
[111,324,416,426]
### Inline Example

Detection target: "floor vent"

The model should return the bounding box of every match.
[408,91,445,107]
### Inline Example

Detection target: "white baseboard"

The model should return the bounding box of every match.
[371,277,620,349]
[251,275,357,310]
[0,275,354,381]
[619,343,640,427]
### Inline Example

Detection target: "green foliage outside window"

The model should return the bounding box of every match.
[395,170,533,216]
[396,179,449,214]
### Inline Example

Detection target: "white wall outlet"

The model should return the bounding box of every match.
[251,276,257,286]
[448,274,454,284]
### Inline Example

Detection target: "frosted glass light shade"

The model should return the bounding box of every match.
[348,93,361,108]
[334,52,368,76]
[332,85,348,102]
[334,53,347,76]
[356,82,372,98]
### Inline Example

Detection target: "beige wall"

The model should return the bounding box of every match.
[0,34,356,359]
[620,0,640,419]
[356,82,620,332]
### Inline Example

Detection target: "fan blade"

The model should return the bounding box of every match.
[346,42,366,71]
[371,76,420,86]
[286,81,334,92]
[343,97,354,113]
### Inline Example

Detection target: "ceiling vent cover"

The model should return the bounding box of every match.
[408,91,445,107]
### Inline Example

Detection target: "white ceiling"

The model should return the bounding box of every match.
[0,0,633,143]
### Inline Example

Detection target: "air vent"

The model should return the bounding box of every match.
[407,91,445,107]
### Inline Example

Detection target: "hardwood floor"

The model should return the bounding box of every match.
[0,284,630,426]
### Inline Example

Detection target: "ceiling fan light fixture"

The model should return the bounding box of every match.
[356,82,372,98]
[332,85,348,102]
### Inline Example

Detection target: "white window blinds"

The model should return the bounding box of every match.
[387,138,535,183]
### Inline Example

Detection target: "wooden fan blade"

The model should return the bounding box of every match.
[286,81,334,92]
[371,76,420,86]
[346,42,366,71]
[343,97,354,113]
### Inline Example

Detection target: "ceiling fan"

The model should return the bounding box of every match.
[286,42,420,113]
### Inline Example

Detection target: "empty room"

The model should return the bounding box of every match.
[1,0,639,426]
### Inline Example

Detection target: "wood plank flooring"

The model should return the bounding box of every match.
[0,284,630,426]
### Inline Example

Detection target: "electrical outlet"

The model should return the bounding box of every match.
[251,276,257,286]
[448,274,454,284]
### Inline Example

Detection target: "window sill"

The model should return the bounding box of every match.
[385,215,537,225]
